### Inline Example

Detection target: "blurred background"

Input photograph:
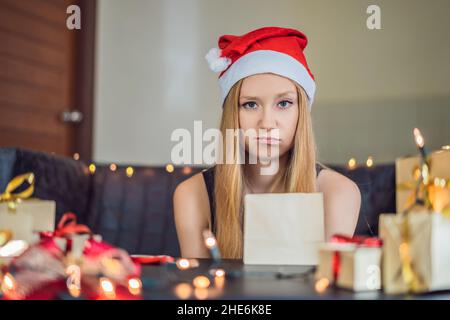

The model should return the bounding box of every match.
[0,0,449,256]
[1,0,449,167]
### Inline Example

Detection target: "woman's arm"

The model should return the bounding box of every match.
[317,169,361,240]
[173,173,212,258]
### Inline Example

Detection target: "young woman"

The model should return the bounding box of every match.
[174,27,361,259]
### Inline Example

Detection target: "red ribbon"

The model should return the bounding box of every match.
[39,213,91,254]
[330,234,382,247]
[329,234,382,282]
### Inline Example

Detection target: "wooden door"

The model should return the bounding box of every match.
[0,0,95,161]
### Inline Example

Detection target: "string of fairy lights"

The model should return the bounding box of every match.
[72,154,196,177]
[72,144,450,175]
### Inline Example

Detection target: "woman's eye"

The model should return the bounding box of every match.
[241,102,258,109]
[278,100,293,109]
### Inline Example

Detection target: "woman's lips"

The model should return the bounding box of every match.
[255,137,281,145]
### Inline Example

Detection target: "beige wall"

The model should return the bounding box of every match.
[93,0,450,166]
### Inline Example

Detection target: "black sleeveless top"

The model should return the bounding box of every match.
[202,163,325,233]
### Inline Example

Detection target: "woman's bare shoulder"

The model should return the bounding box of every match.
[173,172,211,222]
[317,168,359,194]
[317,168,361,238]
[174,172,206,196]
[173,172,212,258]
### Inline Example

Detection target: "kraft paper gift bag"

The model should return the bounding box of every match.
[243,193,324,265]
[0,199,56,243]
[379,211,450,294]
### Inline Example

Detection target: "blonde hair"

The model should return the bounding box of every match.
[213,77,319,259]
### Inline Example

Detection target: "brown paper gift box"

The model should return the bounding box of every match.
[396,149,450,213]
[316,243,382,291]
[0,199,56,244]
[379,211,450,294]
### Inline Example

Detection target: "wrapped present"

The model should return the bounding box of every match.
[379,211,450,294]
[396,149,450,214]
[0,173,55,244]
[1,213,141,300]
[315,235,382,292]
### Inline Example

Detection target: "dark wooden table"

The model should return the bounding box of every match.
[139,259,450,300]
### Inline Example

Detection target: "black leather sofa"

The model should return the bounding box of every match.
[0,148,396,257]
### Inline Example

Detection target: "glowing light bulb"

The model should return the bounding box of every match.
[174,283,192,299]
[193,276,210,289]
[89,164,96,174]
[1,272,16,293]
[126,166,134,178]
[182,167,192,175]
[166,164,174,173]
[205,237,216,248]
[194,288,209,300]
[315,277,330,293]
[109,163,117,172]
[128,278,142,296]
[348,158,357,169]
[214,269,226,290]
[100,277,116,299]
[176,258,190,270]
[366,156,374,168]
[215,269,225,278]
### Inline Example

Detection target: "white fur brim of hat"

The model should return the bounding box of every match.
[206,49,316,110]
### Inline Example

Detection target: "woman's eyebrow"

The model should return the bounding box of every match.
[240,91,296,101]
[275,91,296,98]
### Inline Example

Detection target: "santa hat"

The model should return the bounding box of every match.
[205,26,316,110]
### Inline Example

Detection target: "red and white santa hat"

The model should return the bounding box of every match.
[205,26,316,110]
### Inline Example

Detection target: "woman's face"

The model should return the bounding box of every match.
[238,73,299,162]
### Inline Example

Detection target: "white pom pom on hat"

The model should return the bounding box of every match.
[205,47,232,73]
[205,26,316,110]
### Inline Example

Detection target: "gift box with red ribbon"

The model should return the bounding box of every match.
[0,213,142,300]
[315,235,382,292]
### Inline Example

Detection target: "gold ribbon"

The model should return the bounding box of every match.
[397,162,449,216]
[398,213,423,293]
[0,172,35,211]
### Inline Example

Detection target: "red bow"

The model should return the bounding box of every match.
[38,213,91,256]
[40,212,91,239]
[329,234,382,282]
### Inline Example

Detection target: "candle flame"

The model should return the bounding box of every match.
[413,128,425,148]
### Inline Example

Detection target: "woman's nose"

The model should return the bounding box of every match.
[258,106,277,129]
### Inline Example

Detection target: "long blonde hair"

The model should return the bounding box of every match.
[214,78,318,259]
